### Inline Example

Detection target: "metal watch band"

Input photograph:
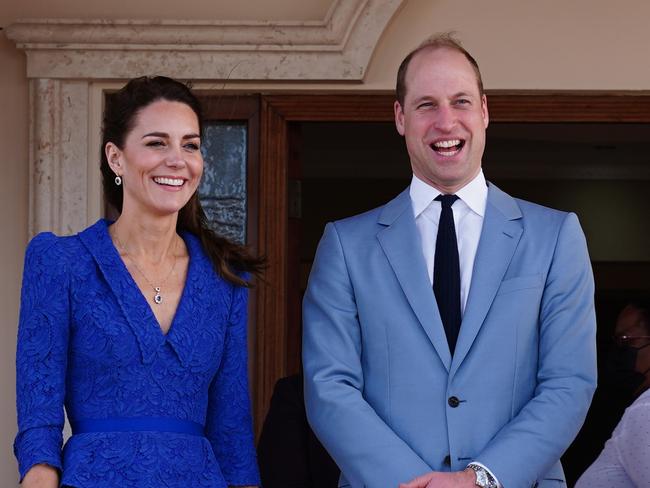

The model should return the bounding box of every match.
[468,463,497,488]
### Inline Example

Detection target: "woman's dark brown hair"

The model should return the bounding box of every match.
[100,76,263,286]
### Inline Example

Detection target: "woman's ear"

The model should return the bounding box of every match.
[105,142,123,176]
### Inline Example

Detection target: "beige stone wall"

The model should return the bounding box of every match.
[2,0,650,483]
[367,0,650,91]
[2,0,332,20]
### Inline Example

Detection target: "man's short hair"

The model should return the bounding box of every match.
[395,32,484,107]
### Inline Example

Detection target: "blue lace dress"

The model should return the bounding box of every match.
[14,219,260,488]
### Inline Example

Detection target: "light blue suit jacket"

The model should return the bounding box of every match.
[302,183,597,488]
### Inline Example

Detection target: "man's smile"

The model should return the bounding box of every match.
[430,138,466,157]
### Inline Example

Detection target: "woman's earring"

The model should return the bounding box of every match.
[115,175,122,186]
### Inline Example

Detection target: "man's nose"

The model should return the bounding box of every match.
[433,105,456,132]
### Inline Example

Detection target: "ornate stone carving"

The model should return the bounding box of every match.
[6,0,405,234]
[7,0,404,81]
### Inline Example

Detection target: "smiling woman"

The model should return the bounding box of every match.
[104,98,204,223]
[14,76,263,488]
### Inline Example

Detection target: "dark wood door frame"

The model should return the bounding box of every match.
[253,92,650,431]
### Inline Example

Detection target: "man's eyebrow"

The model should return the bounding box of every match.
[411,96,434,105]
[409,92,476,105]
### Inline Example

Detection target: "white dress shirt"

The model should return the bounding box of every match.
[410,170,501,485]
[409,170,487,316]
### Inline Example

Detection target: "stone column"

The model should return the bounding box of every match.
[30,79,90,235]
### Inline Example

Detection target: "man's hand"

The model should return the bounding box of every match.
[399,468,476,488]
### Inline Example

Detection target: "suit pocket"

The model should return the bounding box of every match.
[496,274,543,296]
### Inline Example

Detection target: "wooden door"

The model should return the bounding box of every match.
[253,92,650,437]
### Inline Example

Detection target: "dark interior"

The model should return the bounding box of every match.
[292,120,650,484]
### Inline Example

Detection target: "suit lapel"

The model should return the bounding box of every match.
[450,184,523,374]
[377,189,452,371]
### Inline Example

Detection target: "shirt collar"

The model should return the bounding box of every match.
[410,169,488,218]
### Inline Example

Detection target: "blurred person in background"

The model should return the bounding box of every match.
[576,300,650,487]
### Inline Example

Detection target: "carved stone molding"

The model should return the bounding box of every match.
[6,0,406,235]
[6,0,405,81]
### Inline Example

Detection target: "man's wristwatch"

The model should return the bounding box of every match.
[467,464,497,488]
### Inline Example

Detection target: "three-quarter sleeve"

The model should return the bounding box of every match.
[14,233,70,480]
[205,283,260,486]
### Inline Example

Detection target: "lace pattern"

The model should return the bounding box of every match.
[15,220,260,487]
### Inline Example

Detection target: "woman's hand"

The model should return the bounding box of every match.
[21,464,59,488]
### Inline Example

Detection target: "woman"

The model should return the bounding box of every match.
[575,302,650,487]
[14,76,263,488]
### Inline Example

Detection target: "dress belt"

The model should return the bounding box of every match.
[71,417,205,437]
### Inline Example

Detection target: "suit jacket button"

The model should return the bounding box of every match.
[443,455,451,466]
[448,396,460,408]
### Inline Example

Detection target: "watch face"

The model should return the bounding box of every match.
[475,470,489,487]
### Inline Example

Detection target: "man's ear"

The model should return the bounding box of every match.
[394,100,406,136]
[481,94,489,129]
[105,142,123,176]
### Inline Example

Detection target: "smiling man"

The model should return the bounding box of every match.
[303,34,597,488]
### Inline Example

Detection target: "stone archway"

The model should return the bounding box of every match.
[6,0,406,235]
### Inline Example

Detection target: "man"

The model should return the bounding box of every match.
[257,374,340,488]
[302,33,597,488]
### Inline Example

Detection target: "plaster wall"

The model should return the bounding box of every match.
[1,0,650,483]
[0,24,29,488]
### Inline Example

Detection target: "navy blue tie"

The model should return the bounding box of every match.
[434,194,461,355]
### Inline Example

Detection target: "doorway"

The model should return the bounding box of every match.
[254,93,650,482]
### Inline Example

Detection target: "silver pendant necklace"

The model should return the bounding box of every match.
[113,233,178,305]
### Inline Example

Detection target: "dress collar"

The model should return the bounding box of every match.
[77,219,221,366]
